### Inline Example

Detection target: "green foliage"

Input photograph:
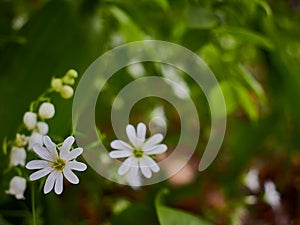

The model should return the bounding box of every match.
[155,190,212,225]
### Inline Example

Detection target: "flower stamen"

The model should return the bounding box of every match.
[52,158,66,172]
[133,149,144,158]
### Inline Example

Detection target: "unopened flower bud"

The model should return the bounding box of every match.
[66,69,78,78]
[15,133,27,147]
[36,122,49,135]
[60,85,74,99]
[10,146,26,166]
[23,112,37,130]
[38,102,55,119]
[51,78,63,92]
[62,76,75,85]
[6,176,26,199]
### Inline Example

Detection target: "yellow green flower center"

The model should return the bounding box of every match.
[52,158,66,172]
[133,149,144,158]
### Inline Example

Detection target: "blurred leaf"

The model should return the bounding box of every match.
[210,80,237,117]
[0,215,13,225]
[155,190,212,225]
[238,65,266,105]
[2,137,8,155]
[214,27,274,50]
[109,6,145,41]
[112,203,158,225]
[185,7,218,29]
[234,82,259,120]
[153,0,169,11]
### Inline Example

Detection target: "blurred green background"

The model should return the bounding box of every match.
[1,0,300,224]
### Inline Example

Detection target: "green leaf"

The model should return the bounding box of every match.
[155,190,213,225]
[109,6,145,41]
[234,82,259,121]
[153,0,170,10]
[210,80,237,117]
[213,27,274,50]
[185,7,218,29]
[2,137,8,155]
[0,215,13,225]
[238,65,266,106]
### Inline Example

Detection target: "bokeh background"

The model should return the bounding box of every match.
[1,0,300,224]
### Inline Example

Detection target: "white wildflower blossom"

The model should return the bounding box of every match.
[26,136,87,195]
[6,176,26,199]
[243,169,260,192]
[109,123,167,181]
[10,146,26,166]
[23,112,37,130]
[38,102,55,119]
[264,180,281,209]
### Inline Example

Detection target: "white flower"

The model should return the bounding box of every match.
[264,180,281,209]
[243,169,260,192]
[6,176,26,199]
[26,136,87,195]
[60,85,74,99]
[23,112,37,130]
[109,123,167,181]
[38,102,55,119]
[10,146,26,166]
[27,132,43,150]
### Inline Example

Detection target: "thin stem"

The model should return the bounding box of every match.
[31,183,37,225]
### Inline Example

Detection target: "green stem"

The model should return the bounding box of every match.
[31,183,37,225]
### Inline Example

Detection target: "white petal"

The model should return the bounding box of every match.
[26,160,49,170]
[128,164,139,182]
[145,144,167,155]
[111,140,133,150]
[32,144,53,161]
[61,136,75,152]
[143,134,164,150]
[54,173,63,195]
[63,168,79,184]
[61,147,83,161]
[29,167,52,181]
[109,150,132,158]
[136,123,146,140]
[118,157,135,175]
[44,172,57,194]
[43,136,58,159]
[126,124,144,148]
[139,158,152,178]
[142,156,160,172]
[68,161,87,171]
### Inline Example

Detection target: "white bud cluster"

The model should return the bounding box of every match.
[6,69,78,200]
